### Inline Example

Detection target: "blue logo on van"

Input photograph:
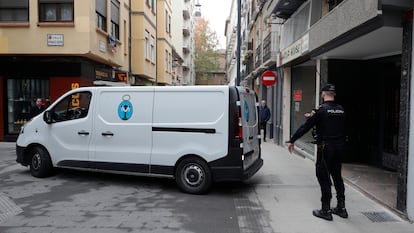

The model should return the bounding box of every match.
[118,95,133,120]
[244,101,250,122]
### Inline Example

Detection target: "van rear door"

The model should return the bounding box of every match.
[237,87,260,169]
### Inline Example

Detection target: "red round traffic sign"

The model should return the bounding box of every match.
[261,70,277,86]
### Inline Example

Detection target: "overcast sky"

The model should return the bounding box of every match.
[199,0,232,49]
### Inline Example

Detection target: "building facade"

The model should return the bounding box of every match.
[0,0,130,141]
[0,0,198,141]
[229,0,414,220]
[171,0,196,86]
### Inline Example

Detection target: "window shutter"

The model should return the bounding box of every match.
[111,0,119,24]
[96,0,107,17]
[0,0,28,8]
[39,0,73,3]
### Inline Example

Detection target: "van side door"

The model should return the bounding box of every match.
[47,90,93,167]
[91,88,154,173]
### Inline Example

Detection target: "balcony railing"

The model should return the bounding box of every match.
[255,44,262,67]
[262,33,278,67]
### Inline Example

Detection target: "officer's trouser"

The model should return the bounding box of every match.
[316,143,345,209]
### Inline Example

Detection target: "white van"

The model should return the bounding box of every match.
[16,85,263,194]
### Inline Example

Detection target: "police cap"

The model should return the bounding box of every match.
[321,84,336,92]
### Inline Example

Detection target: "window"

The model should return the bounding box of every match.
[146,0,155,12]
[145,30,150,60]
[39,0,74,22]
[51,91,92,123]
[165,50,168,72]
[165,10,171,34]
[0,0,29,22]
[328,0,344,11]
[150,35,155,63]
[96,0,107,31]
[110,0,119,39]
[7,79,49,134]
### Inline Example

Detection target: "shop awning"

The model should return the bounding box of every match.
[271,0,306,19]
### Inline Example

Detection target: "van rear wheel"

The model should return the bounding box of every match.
[29,146,53,178]
[175,157,212,194]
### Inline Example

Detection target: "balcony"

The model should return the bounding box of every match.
[271,0,306,19]
[183,27,190,37]
[262,33,278,67]
[255,44,262,67]
[183,9,190,20]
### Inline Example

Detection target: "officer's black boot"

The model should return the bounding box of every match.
[332,200,348,218]
[312,202,333,221]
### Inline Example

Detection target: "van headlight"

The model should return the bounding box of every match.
[19,126,24,135]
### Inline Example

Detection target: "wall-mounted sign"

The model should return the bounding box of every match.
[47,34,64,46]
[293,90,302,101]
[99,40,106,53]
[115,72,127,82]
[95,69,111,81]
[279,33,309,66]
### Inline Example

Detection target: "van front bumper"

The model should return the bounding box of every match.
[16,145,28,166]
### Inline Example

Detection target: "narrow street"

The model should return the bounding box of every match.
[0,142,413,233]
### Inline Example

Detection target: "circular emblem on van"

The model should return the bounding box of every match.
[118,95,133,120]
[244,101,250,122]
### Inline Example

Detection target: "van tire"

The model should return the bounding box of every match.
[175,157,212,194]
[29,146,53,178]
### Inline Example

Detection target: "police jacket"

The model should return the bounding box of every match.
[289,101,345,145]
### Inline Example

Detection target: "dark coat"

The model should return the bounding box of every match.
[260,106,271,123]
[30,105,45,119]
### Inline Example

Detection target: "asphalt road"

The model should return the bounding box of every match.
[0,142,273,233]
[2,142,414,233]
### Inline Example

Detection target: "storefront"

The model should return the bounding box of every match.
[290,60,317,156]
[0,56,108,141]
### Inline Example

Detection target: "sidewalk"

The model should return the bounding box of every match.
[253,142,414,233]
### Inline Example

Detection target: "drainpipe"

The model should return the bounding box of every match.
[236,0,241,86]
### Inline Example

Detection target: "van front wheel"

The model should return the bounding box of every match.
[175,157,212,194]
[29,146,53,178]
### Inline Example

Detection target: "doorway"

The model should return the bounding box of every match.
[328,56,401,170]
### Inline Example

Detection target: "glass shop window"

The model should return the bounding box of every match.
[7,79,49,134]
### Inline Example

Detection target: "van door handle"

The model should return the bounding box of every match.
[78,131,90,136]
[249,136,253,140]
[101,131,114,137]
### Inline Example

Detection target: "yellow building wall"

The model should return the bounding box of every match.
[130,0,156,80]
[156,0,172,85]
[0,0,129,69]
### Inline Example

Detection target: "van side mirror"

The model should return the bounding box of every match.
[43,110,53,124]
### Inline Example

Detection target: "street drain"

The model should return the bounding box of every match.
[361,211,398,222]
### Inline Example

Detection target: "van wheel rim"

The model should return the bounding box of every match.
[32,153,41,170]
[183,164,204,187]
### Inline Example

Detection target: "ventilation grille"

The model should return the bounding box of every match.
[361,211,398,222]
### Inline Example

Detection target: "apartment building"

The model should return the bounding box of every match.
[0,0,198,140]
[0,0,129,141]
[229,0,413,220]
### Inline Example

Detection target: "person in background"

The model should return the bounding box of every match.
[287,84,348,221]
[30,98,46,119]
[260,99,271,142]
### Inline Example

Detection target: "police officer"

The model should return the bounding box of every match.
[287,84,348,221]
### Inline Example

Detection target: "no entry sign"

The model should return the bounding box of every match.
[261,70,277,86]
